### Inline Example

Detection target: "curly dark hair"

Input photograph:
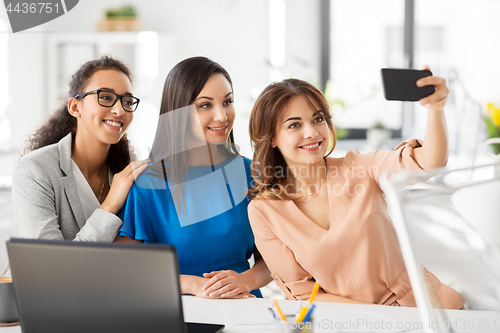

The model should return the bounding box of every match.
[23,55,134,173]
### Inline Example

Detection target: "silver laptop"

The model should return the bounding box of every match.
[7,238,224,333]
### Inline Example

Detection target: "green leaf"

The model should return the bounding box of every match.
[485,117,500,138]
[335,128,349,139]
[484,118,500,155]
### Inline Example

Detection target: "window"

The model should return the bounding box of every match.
[328,0,405,140]
[326,0,500,159]
[413,0,500,163]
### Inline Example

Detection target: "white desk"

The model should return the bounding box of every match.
[2,296,499,332]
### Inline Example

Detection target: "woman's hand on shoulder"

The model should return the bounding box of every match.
[100,159,149,215]
[416,66,449,112]
[201,270,256,299]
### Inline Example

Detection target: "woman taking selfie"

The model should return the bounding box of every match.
[12,56,148,242]
[116,57,271,299]
[247,70,464,308]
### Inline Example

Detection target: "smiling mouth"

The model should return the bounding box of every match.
[103,120,123,129]
[299,141,322,149]
[208,125,227,131]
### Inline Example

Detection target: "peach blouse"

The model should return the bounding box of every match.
[248,139,464,308]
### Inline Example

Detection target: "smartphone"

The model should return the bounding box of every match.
[381,68,435,101]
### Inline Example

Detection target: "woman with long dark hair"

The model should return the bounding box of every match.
[12,56,148,242]
[116,56,272,299]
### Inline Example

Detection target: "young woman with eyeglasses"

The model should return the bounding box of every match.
[115,57,272,299]
[12,56,148,242]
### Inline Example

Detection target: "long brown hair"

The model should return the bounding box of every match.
[248,79,337,200]
[23,55,134,173]
[146,56,238,205]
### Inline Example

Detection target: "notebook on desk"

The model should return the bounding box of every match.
[6,238,224,333]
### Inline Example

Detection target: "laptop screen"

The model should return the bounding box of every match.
[7,239,186,333]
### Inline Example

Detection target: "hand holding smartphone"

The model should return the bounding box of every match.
[381,68,435,101]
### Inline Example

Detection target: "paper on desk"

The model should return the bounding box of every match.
[222,301,415,332]
[222,300,299,330]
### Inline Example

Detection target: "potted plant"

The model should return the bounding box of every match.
[97,5,141,31]
[485,103,500,155]
[366,120,391,149]
[484,103,500,177]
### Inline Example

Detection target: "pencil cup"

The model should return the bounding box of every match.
[276,315,313,333]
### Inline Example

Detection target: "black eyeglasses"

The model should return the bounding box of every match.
[74,89,140,112]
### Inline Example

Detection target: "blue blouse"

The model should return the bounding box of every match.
[118,155,262,297]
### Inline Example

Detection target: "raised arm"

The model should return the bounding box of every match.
[411,66,449,170]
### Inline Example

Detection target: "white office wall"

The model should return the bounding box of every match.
[0,19,9,146]
[1,0,322,163]
[285,0,321,85]
[415,0,500,104]
[42,0,271,111]
[6,35,47,151]
[3,1,272,159]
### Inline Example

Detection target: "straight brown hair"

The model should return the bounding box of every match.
[146,56,238,207]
